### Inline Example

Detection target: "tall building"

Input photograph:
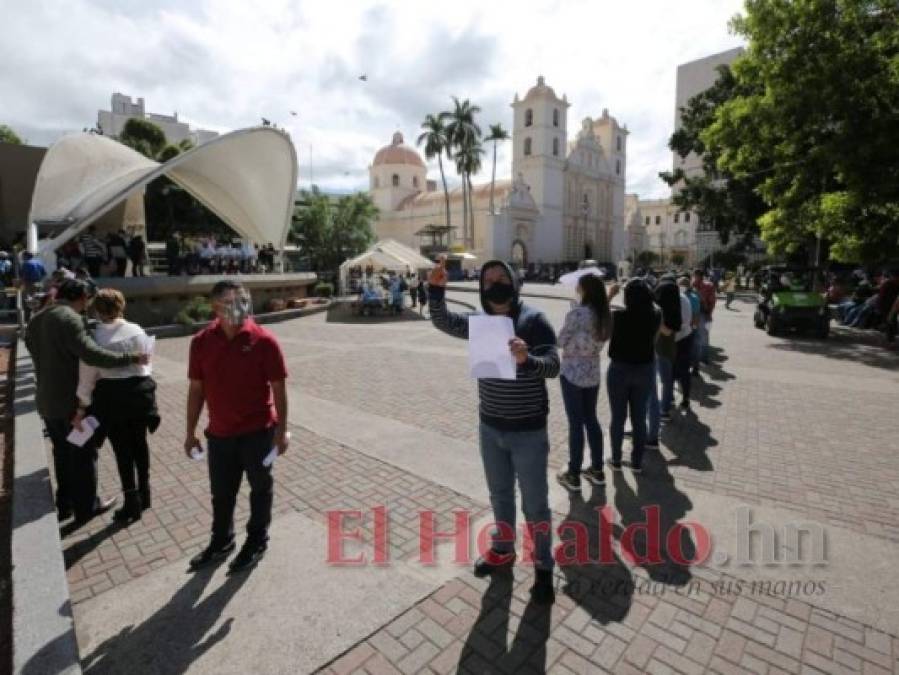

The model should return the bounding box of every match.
[370,76,627,270]
[97,93,219,146]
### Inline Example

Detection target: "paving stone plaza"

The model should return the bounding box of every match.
[56,287,899,674]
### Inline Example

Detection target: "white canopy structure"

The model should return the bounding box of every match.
[339,239,435,293]
[27,127,298,264]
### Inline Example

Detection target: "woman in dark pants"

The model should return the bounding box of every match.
[77,289,159,522]
[605,279,661,474]
[555,273,612,492]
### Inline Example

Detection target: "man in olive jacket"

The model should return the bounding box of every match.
[25,279,149,523]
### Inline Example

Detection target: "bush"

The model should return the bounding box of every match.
[313,282,334,298]
[174,296,213,325]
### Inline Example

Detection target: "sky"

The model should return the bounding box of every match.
[0,0,745,199]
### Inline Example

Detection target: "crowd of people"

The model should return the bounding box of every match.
[828,267,899,342]
[350,270,428,317]
[25,277,289,574]
[425,258,718,605]
[165,232,278,276]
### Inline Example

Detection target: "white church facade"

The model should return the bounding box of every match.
[368,77,628,271]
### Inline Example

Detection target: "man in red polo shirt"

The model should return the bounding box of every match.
[185,280,289,573]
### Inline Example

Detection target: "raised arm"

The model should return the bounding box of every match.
[427,262,470,340]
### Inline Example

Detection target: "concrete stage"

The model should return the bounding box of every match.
[94,273,318,326]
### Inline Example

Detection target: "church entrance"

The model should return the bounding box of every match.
[511,240,527,267]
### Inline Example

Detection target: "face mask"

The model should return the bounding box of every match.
[222,296,251,326]
[485,282,514,305]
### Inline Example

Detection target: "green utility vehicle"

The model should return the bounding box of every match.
[753,266,829,338]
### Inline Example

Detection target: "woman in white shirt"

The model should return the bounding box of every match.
[556,273,613,492]
[77,289,159,523]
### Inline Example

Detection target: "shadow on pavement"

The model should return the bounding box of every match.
[662,409,717,472]
[80,564,249,674]
[457,574,551,674]
[325,302,428,325]
[767,328,899,370]
[557,490,634,625]
[63,520,125,569]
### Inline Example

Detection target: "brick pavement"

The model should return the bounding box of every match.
[49,293,899,672]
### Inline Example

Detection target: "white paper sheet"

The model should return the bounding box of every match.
[66,415,100,447]
[468,315,516,380]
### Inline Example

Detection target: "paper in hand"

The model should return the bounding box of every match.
[67,416,100,447]
[468,315,516,380]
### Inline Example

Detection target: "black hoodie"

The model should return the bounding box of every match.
[428,260,559,431]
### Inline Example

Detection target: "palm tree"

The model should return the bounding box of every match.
[485,123,510,215]
[455,141,484,248]
[444,97,481,248]
[417,114,451,232]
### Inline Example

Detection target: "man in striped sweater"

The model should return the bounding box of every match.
[428,258,559,604]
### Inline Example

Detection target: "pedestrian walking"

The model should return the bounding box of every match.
[78,226,107,278]
[692,268,717,372]
[417,279,428,316]
[76,289,159,523]
[427,257,559,604]
[25,279,149,523]
[185,280,289,574]
[606,278,661,475]
[555,272,612,492]
[128,234,148,277]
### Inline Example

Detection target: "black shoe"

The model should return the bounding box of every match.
[189,540,236,570]
[228,540,267,574]
[473,550,516,577]
[530,569,555,605]
[607,459,623,472]
[679,400,691,411]
[556,470,581,492]
[112,490,142,524]
[74,496,117,525]
[139,485,151,510]
[645,439,660,450]
[582,467,605,486]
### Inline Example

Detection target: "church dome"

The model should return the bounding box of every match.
[523,75,559,101]
[372,131,426,168]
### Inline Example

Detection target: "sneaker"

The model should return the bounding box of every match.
[644,439,660,450]
[473,550,516,577]
[189,540,236,570]
[607,459,623,472]
[660,412,673,423]
[582,467,605,486]
[530,569,555,605]
[631,463,644,475]
[228,540,267,574]
[679,400,691,411]
[556,470,581,492]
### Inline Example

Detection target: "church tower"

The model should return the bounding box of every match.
[511,76,569,262]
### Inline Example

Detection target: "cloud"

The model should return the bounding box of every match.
[0,0,745,199]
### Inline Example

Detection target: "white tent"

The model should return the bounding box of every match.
[28,127,298,265]
[339,239,435,293]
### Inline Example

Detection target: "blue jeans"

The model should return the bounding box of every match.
[607,361,655,468]
[696,314,711,362]
[646,357,670,442]
[559,375,603,474]
[479,422,554,571]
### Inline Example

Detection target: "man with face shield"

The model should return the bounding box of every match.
[185,280,289,574]
[427,257,560,604]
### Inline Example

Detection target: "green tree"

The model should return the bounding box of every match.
[706,0,899,263]
[485,123,510,215]
[444,97,482,249]
[0,124,23,145]
[291,188,377,275]
[119,118,167,159]
[660,65,767,247]
[636,250,659,267]
[417,114,452,231]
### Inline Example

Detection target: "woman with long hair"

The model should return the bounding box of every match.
[556,273,612,491]
[606,278,661,475]
[76,289,160,523]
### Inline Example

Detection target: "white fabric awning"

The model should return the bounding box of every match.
[338,239,435,292]
[28,127,298,255]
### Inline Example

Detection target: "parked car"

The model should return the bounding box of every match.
[753,265,829,338]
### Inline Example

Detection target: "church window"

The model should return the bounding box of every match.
[392,174,399,187]
[616,136,622,152]
[413,176,419,188]
[525,109,533,127]
[655,215,661,225]
[552,138,559,156]
[524,138,532,156]
[553,109,559,127]
[684,212,691,222]
[674,213,679,223]
[616,159,621,175]
[645,216,650,225]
